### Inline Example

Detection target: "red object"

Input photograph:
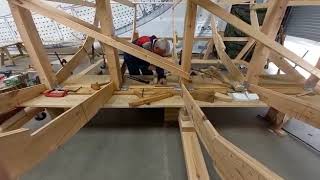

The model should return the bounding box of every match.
[43,89,68,97]
[135,36,151,46]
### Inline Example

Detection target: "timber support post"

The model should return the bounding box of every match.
[181,0,197,83]
[96,0,122,90]
[8,2,57,89]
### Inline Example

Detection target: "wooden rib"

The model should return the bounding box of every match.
[202,39,214,60]
[305,57,320,88]
[269,52,304,80]
[178,109,210,180]
[246,0,289,84]
[0,84,46,114]
[0,107,44,133]
[97,0,122,89]
[181,84,283,180]
[250,3,259,30]
[210,15,244,82]
[181,0,197,78]
[12,0,189,80]
[56,14,98,83]
[131,5,138,41]
[45,0,96,7]
[0,83,114,179]
[234,38,255,60]
[9,2,57,88]
[249,84,320,128]
[190,0,320,80]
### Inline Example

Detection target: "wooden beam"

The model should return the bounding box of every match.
[178,109,210,180]
[247,0,289,84]
[56,13,98,83]
[0,83,114,179]
[202,39,214,60]
[181,0,197,77]
[9,2,57,88]
[210,15,244,82]
[45,0,96,7]
[0,84,46,114]
[12,0,189,80]
[190,0,320,80]
[269,52,304,80]
[181,84,283,180]
[234,38,255,60]
[250,3,259,30]
[305,57,320,88]
[131,5,138,41]
[0,107,44,132]
[128,92,174,107]
[249,84,320,128]
[97,0,122,90]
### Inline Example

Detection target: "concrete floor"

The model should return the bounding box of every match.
[22,108,320,180]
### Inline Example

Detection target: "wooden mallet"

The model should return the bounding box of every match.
[90,81,110,90]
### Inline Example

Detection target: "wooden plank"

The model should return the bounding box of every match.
[247,0,290,84]
[97,0,122,89]
[178,109,210,180]
[128,92,174,107]
[9,2,57,88]
[45,0,96,7]
[269,52,304,80]
[12,0,189,80]
[190,0,320,80]
[202,39,214,60]
[250,3,259,30]
[0,84,46,114]
[0,107,44,132]
[0,83,114,179]
[210,15,244,82]
[181,84,283,180]
[305,57,320,88]
[249,84,320,128]
[181,0,197,79]
[131,5,138,41]
[2,48,15,66]
[234,38,255,60]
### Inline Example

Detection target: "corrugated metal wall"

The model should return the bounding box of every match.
[285,6,320,42]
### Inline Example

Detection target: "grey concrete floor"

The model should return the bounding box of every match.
[23,108,320,180]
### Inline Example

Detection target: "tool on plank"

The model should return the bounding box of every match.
[54,52,67,67]
[91,81,110,90]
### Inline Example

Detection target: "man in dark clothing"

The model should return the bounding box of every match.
[123,35,170,84]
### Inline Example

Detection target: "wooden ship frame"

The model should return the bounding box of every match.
[1,0,320,179]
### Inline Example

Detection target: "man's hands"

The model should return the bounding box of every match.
[158,78,167,85]
[148,65,156,71]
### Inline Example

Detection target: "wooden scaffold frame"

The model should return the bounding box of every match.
[1,0,320,179]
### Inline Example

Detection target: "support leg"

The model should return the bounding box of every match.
[3,48,15,66]
[264,107,290,136]
[0,51,4,67]
[164,108,180,122]
[16,43,24,56]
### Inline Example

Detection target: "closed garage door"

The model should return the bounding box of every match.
[285,6,320,42]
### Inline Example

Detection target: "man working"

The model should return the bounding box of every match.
[124,35,170,85]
